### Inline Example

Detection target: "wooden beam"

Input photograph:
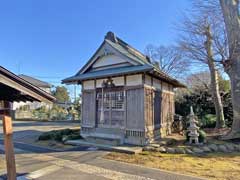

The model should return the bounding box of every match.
[0,74,53,103]
[1,101,16,180]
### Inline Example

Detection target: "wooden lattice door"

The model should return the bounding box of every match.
[96,88,125,128]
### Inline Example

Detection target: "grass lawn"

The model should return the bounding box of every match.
[105,151,240,180]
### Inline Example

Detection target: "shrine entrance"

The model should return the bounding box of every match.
[96,87,125,128]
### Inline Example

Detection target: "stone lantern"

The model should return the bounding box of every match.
[188,106,199,144]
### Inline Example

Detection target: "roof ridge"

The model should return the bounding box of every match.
[116,37,150,62]
[19,74,52,87]
[104,32,184,85]
[105,31,151,64]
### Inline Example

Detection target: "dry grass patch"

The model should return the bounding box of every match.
[0,156,6,171]
[105,151,240,180]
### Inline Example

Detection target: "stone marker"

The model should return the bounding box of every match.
[208,144,219,152]
[233,144,240,151]
[166,147,176,154]
[202,146,212,153]
[225,144,235,151]
[150,143,160,148]
[218,145,229,153]
[185,148,194,154]
[192,147,204,154]
[157,147,167,153]
[143,146,155,152]
[175,148,186,154]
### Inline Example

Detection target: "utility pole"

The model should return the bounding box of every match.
[74,85,77,103]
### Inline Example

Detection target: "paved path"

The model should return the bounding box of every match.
[0,121,204,180]
[0,120,79,144]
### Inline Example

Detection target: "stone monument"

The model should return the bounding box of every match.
[188,106,199,144]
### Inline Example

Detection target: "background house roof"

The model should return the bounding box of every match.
[0,66,55,102]
[19,74,52,88]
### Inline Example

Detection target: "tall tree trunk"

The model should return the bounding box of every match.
[220,0,240,138]
[205,25,225,128]
[229,66,240,135]
[208,62,225,128]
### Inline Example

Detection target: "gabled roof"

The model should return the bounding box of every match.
[0,66,55,103]
[63,65,153,83]
[19,74,52,88]
[63,31,185,88]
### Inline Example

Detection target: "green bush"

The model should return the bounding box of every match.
[200,114,216,128]
[186,129,206,143]
[175,88,233,128]
[53,131,63,141]
[38,128,81,142]
[66,134,81,141]
[198,130,206,143]
[38,132,53,141]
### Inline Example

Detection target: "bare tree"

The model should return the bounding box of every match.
[219,0,240,138]
[145,45,190,79]
[178,2,226,128]
[186,71,211,91]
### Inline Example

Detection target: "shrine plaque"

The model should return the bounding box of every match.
[3,116,13,135]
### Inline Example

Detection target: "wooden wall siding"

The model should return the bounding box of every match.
[145,75,152,86]
[144,88,153,128]
[126,74,142,86]
[153,78,161,89]
[126,88,144,130]
[83,80,94,90]
[162,82,169,91]
[160,91,174,136]
[82,91,96,126]
[144,87,162,129]
[169,93,175,128]
[153,90,162,127]
[161,92,167,125]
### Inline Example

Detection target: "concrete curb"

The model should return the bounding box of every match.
[66,140,142,154]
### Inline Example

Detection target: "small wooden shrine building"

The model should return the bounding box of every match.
[0,66,55,179]
[63,32,185,145]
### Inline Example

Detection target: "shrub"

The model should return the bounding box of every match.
[198,130,206,143]
[53,131,63,141]
[67,134,81,140]
[38,132,54,141]
[38,128,81,142]
[175,89,233,127]
[200,114,216,128]
[186,129,206,143]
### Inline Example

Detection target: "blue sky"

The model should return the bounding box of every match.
[0,0,191,98]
